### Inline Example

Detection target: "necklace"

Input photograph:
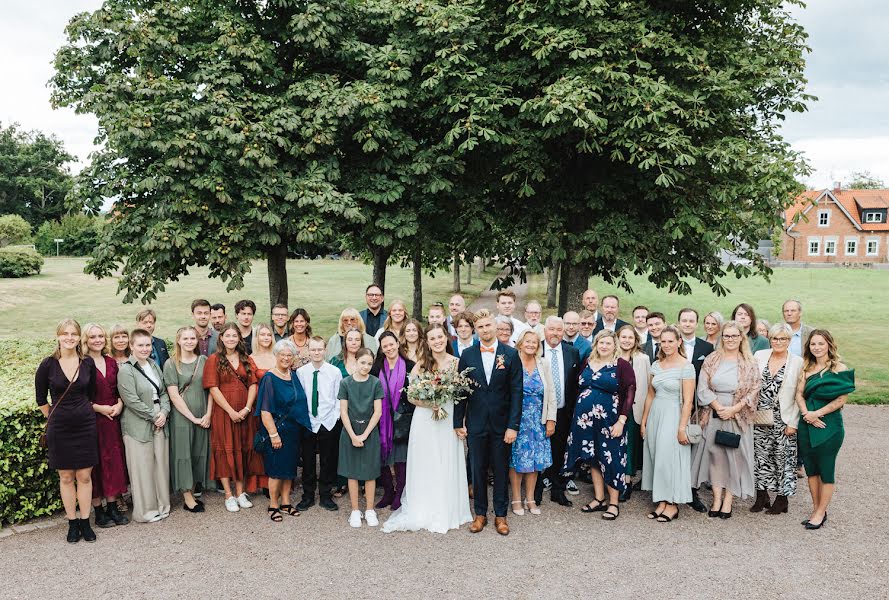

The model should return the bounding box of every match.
[291,335,308,349]
[273,367,290,379]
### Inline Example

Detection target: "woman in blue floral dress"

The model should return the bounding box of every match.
[563,331,636,520]
[510,331,556,516]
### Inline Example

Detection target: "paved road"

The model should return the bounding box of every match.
[3,406,887,600]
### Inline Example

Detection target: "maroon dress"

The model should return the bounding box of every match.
[35,356,98,470]
[92,356,129,499]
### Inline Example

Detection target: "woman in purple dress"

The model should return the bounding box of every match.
[35,318,99,543]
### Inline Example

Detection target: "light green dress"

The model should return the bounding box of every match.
[163,357,210,493]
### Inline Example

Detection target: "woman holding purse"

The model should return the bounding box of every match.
[690,321,761,519]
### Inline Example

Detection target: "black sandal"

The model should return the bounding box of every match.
[656,505,679,522]
[281,504,300,517]
[267,507,283,522]
[580,498,606,513]
[602,504,620,521]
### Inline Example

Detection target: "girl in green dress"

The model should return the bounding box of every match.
[338,348,383,528]
[163,326,211,513]
[795,329,855,530]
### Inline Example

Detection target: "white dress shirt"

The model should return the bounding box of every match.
[457,340,474,356]
[544,342,566,409]
[480,340,498,383]
[296,362,343,433]
[682,336,696,363]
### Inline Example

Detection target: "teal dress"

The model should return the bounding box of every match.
[337,376,384,480]
[163,357,210,493]
[254,372,311,480]
[798,369,854,484]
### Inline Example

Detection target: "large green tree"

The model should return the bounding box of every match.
[0,123,75,227]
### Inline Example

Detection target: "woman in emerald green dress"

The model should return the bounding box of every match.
[795,329,855,530]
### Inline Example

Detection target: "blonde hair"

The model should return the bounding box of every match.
[80,322,110,356]
[54,318,83,359]
[109,323,130,359]
[135,308,157,323]
[172,326,199,371]
[379,300,407,336]
[252,323,275,354]
[616,324,642,358]
[336,308,367,336]
[473,308,493,323]
[717,321,754,362]
[657,326,686,361]
[515,329,542,357]
[590,330,620,363]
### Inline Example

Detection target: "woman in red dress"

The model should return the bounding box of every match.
[204,323,264,513]
[82,323,130,528]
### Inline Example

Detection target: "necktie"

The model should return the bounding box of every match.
[551,347,563,408]
[481,346,495,353]
[311,370,319,417]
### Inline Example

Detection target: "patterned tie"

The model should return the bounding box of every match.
[551,347,563,408]
[311,370,319,417]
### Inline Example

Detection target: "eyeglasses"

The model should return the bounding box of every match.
[580,321,594,326]
[366,292,382,297]
[771,337,790,342]
[722,334,741,340]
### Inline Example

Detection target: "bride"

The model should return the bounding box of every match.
[382,323,473,533]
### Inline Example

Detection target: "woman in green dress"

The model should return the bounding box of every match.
[163,326,211,513]
[338,348,383,529]
[795,329,855,530]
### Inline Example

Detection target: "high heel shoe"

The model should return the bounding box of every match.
[511,500,525,516]
[524,500,541,515]
[805,515,826,530]
[718,509,733,519]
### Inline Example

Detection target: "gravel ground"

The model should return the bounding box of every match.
[3,405,887,599]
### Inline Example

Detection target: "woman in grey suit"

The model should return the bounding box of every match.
[118,328,171,523]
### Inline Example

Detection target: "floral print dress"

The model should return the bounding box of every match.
[562,362,627,492]
[510,368,552,474]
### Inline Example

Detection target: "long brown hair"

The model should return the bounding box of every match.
[656,326,686,362]
[616,324,642,358]
[288,308,313,338]
[399,318,427,358]
[339,328,366,362]
[803,329,842,373]
[215,322,253,380]
[417,323,455,373]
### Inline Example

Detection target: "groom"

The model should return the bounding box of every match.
[454,309,523,535]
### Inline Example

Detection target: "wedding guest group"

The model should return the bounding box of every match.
[35,281,852,543]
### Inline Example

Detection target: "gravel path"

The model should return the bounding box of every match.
[3,406,887,599]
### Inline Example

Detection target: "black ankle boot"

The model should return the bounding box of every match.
[750,489,771,513]
[79,517,97,542]
[107,502,130,525]
[66,519,81,543]
[94,505,115,528]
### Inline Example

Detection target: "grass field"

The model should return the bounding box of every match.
[0,258,494,341]
[525,268,889,404]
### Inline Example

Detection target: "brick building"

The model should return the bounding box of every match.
[778,186,889,264]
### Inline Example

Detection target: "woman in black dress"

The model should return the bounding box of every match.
[35,318,99,543]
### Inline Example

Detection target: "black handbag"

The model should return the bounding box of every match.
[392,399,414,443]
[714,429,741,448]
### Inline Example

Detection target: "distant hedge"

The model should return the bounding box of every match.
[0,247,43,278]
[34,214,104,257]
[0,340,61,524]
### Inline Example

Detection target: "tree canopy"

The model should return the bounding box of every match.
[846,170,885,189]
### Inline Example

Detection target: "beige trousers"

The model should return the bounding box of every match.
[123,430,171,523]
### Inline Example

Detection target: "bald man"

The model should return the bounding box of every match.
[582,289,600,323]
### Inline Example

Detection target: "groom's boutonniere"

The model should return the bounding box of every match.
[495,355,506,370]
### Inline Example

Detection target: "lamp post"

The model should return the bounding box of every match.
[54,238,64,256]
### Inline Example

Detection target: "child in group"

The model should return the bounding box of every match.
[337,348,383,528]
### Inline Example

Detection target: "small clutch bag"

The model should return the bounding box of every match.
[714,429,741,448]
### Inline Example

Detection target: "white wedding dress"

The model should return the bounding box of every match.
[381,397,472,534]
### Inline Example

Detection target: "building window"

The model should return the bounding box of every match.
[808,239,820,255]
[817,210,830,226]
[867,240,879,256]
[824,240,836,255]
[845,239,857,255]
[865,212,884,223]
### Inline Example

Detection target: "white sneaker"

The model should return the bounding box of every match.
[225,496,240,512]
[349,510,363,528]
[364,509,379,527]
[236,493,253,509]
[566,480,580,495]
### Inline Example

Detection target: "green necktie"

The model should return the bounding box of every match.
[311,370,319,417]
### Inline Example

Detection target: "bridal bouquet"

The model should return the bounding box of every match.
[406,367,477,421]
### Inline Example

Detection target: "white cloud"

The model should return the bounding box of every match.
[793,137,889,189]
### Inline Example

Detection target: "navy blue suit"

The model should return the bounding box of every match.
[151,336,169,369]
[567,335,592,365]
[454,342,523,517]
[592,317,629,336]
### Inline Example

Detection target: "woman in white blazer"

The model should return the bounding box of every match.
[617,325,650,499]
[751,323,804,515]
[509,330,557,516]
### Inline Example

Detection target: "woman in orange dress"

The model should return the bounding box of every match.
[204,323,264,513]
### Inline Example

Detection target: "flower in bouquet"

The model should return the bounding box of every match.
[407,367,478,421]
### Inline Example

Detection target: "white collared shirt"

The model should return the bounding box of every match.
[682,336,696,363]
[480,340,498,383]
[457,340,474,356]
[545,342,566,409]
[636,329,648,345]
[296,362,343,433]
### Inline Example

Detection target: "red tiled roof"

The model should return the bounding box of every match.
[786,188,889,232]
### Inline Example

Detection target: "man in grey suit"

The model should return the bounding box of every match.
[783,299,813,357]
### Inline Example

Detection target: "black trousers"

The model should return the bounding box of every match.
[468,430,511,517]
[301,421,341,499]
[535,405,572,502]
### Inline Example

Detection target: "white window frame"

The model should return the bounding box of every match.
[866,239,879,256]
[823,239,836,256]
[865,212,883,223]
[808,237,821,256]
[817,209,830,227]
[845,237,858,256]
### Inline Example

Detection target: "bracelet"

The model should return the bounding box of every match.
[269,432,280,438]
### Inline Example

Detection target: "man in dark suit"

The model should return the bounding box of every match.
[677,307,713,512]
[136,308,169,368]
[534,316,581,507]
[592,295,629,335]
[359,283,387,336]
[642,312,667,363]
[454,309,523,536]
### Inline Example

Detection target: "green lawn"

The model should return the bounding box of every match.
[526,268,889,404]
[0,258,493,341]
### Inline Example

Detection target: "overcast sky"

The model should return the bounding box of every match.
[1,1,887,189]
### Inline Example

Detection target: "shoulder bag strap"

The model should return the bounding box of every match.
[49,362,81,421]
[177,356,203,396]
[132,362,163,398]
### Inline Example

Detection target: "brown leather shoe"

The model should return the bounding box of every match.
[494,517,509,536]
[469,516,487,533]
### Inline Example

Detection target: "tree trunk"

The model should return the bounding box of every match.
[546,262,560,308]
[477,256,485,277]
[412,247,423,320]
[453,254,461,293]
[266,241,289,311]
[371,246,390,292]
[558,260,589,315]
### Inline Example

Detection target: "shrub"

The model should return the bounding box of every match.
[0,339,61,525]
[0,214,32,247]
[0,247,44,277]
[34,214,104,256]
